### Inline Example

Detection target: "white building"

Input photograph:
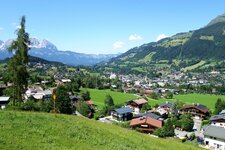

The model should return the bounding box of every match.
[209,111,225,128]
[204,126,225,150]
[203,110,225,150]
[0,97,10,109]
[25,87,52,100]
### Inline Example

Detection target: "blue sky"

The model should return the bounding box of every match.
[0,0,224,54]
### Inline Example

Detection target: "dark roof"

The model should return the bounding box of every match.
[134,112,161,120]
[115,107,133,114]
[210,113,225,121]
[196,104,207,110]
[159,103,173,108]
[180,104,209,113]
[204,126,225,139]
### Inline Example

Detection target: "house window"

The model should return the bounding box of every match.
[217,144,221,149]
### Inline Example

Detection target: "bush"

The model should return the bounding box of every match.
[21,97,41,111]
[154,118,174,137]
[76,101,92,118]
[141,103,151,112]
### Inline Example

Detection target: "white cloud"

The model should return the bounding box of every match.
[113,41,125,49]
[0,27,4,31]
[129,34,143,41]
[156,34,169,42]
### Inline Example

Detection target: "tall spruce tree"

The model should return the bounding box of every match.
[8,16,30,105]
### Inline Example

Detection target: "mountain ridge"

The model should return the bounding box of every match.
[0,38,119,66]
[96,13,225,74]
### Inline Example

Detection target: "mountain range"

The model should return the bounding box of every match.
[0,38,119,66]
[96,13,225,73]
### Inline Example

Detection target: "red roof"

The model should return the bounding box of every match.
[130,116,162,128]
[85,100,94,105]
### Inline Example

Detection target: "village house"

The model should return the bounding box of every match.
[0,96,10,109]
[179,103,209,118]
[203,126,225,150]
[209,110,225,128]
[126,99,148,114]
[111,107,133,121]
[130,112,163,133]
[25,87,52,100]
[203,110,225,149]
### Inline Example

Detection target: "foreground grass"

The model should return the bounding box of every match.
[148,93,225,111]
[0,110,201,150]
[81,88,138,108]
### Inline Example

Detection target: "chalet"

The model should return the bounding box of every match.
[111,107,133,121]
[203,126,225,150]
[209,110,225,128]
[130,112,163,133]
[0,96,10,109]
[179,104,209,118]
[126,99,148,113]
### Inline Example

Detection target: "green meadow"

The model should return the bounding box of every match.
[148,93,225,111]
[81,88,138,108]
[0,110,201,150]
[81,88,225,111]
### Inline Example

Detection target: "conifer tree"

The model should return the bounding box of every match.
[8,16,30,105]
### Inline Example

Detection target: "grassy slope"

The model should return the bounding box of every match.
[0,110,201,150]
[82,88,138,108]
[148,94,225,111]
[183,60,206,72]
